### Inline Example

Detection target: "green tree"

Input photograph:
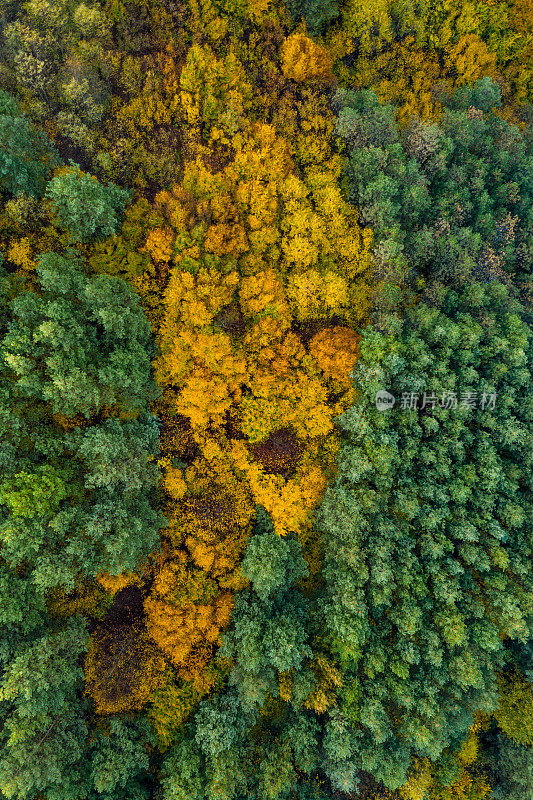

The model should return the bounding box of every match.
[284,0,341,36]
[314,280,532,790]
[0,412,164,591]
[1,251,158,419]
[45,163,132,242]
[333,78,533,310]
[220,506,313,713]
[0,252,164,592]
[86,716,155,800]
[485,729,533,800]
[0,91,60,198]
[0,610,157,800]
[70,413,160,493]
[0,616,89,800]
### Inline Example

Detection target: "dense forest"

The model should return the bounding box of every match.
[0,0,531,798]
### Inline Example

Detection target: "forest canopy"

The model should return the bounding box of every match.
[0,1,531,799]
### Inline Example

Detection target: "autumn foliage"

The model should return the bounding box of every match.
[0,0,532,798]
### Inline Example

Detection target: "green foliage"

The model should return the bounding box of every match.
[333,78,533,306]
[0,615,89,800]
[486,729,533,800]
[70,414,160,492]
[314,280,532,789]
[87,716,155,800]
[0,91,20,117]
[240,505,308,603]
[284,0,341,36]
[194,689,252,759]
[220,507,313,713]
[0,93,60,197]
[0,556,47,675]
[159,735,206,800]
[494,667,533,744]
[1,250,158,418]
[0,253,164,592]
[0,464,69,518]
[0,412,164,591]
[436,75,503,112]
[45,164,132,242]
[160,705,323,800]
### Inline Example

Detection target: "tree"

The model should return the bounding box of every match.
[280,34,332,84]
[0,91,60,198]
[485,729,533,800]
[333,78,533,307]
[0,420,164,591]
[45,163,132,242]
[284,0,341,36]
[0,616,89,800]
[0,249,164,592]
[1,250,158,419]
[314,280,532,790]
[69,414,161,493]
[220,505,313,712]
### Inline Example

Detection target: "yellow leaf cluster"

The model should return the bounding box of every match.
[286,269,350,319]
[46,580,110,619]
[118,93,173,130]
[143,228,175,263]
[238,267,289,319]
[51,412,86,431]
[162,465,188,501]
[188,0,229,42]
[308,326,360,387]
[354,36,445,125]
[96,570,143,595]
[227,122,294,185]
[304,654,343,714]
[144,554,235,670]
[400,716,492,800]
[179,45,253,136]
[173,367,234,428]
[242,314,291,358]
[204,222,248,256]
[161,266,239,333]
[400,758,433,800]
[340,0,395,54]
[447,33,499,85]
[148,679,200,750]
[169,482,254,576]
[230,441,328,535]
[7,237,35,271]
[239,372,333,443]
[494,667,533,744]
[280,33,333,83]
